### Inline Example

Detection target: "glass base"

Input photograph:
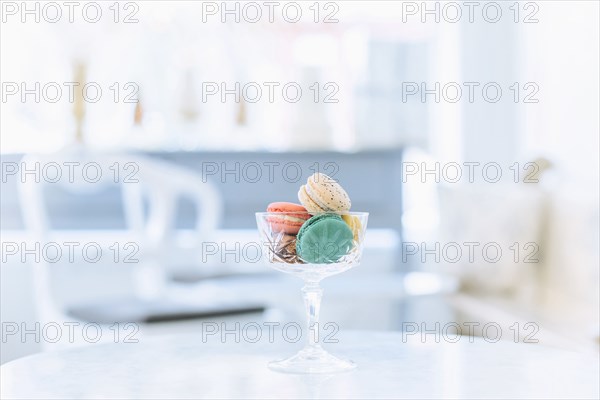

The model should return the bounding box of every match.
[268,346,356,374]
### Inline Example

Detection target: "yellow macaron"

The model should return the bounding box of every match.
[342,214,362,241]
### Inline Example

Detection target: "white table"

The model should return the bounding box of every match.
[2,331,598,399]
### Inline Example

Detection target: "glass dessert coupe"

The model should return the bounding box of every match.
[256,211,369,374]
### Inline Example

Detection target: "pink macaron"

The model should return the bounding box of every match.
[267,202,310,235]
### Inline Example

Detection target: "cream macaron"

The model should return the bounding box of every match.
[298,173,351,213]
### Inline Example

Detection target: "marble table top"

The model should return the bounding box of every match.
[2,331,598,399]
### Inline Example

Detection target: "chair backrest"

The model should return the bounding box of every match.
[18,150,139,236]
[19,148,222,240]
[130,156,223,245]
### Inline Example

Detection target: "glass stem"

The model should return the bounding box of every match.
[302,281,323,351]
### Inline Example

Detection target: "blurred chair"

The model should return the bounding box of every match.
[17,147,223,347]
[119,152,223,290]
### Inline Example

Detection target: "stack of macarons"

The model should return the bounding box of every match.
[266,173,361,264]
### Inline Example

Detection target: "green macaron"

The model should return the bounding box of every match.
[296,214,354,264]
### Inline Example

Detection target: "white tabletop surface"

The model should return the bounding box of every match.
[1,331,598,399]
